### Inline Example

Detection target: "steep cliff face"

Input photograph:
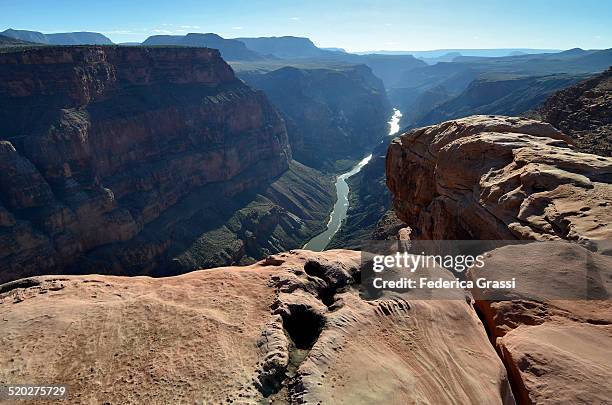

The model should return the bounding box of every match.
[240,65,391,171]
[386,115,612,243]
[0,46,308,283]
[535,67,611,156]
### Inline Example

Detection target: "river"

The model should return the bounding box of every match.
[303,109,402,251]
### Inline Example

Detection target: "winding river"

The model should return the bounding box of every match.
[303,108,402,251]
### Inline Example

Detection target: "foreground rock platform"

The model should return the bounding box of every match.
[467,242,612,404]
[0,250,514,404]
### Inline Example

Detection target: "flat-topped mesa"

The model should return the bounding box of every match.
[0,46,237,102]
[386,115,612,243]
[0,46,291,283]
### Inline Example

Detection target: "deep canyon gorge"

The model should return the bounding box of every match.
[0,31,611,404]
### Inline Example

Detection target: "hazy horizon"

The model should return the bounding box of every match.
[1,0,610,52]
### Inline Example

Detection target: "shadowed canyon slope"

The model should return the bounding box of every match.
[239,65,391,171]
[0,46,338,283]
[535,67,612,156]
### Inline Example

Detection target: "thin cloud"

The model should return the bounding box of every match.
[180,25,201,29]
[289,16,301,21]
[232,26,244,30]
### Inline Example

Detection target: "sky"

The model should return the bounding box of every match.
[1,0,610,52]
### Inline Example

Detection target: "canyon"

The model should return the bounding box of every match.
[238,64,390,171]
[0,46,339,283]
[0,34,611,404]
[2,113,610,403]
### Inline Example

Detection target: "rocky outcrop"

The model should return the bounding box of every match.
[0,250,514,404]
[240,65,391,171]
[0,46,316,283]
[386,115,612,244]
[467,242,612,404]
[387,114,612,404]
[535,67,612,156]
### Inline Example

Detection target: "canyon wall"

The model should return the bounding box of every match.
[0,46,335,283]
[240,65,391,171]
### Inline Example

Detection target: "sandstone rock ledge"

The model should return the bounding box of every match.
[0,250,513,404]
[386,115,612,243]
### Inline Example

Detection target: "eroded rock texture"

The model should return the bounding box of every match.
[0,46,335,283]
[386,115,612,243]
[386,115,612,403]
[467,242,612,404]
[0,250,514,404]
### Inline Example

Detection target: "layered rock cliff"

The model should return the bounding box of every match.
[386,115,612,243]
[535,67,611,156]
[240,65,391,171]
[0,46,337,283]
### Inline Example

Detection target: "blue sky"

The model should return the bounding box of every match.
[1,0,610,51]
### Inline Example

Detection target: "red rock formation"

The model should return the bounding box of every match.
[467,242,612,404]
[386,115,612,403]
[0,46,291,283]
[0,250,514,404]
[386,115,611,243]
